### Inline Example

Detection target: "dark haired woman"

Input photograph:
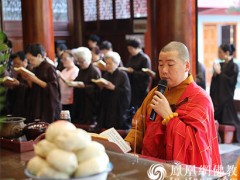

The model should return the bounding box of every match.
[210,43,240,142]
[4,51,29,117]
[125,39,151,109]
[23,43,61,123]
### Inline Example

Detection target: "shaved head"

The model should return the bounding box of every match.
[161,41,190,62]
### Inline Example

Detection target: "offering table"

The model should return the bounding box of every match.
[0,148,226,179]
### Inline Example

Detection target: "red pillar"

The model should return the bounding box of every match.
[145,0,197,78]
[21,0,55,60]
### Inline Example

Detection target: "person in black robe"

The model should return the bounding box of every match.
[99,40,124,67]
[4,51,29,118]
[23,44,61,123]
[56,43,67,71]
[196,61,206,90]
[125,39,151,110]
[210,43,240,142]
[87,34,100,50]
[97,51,131,130]
[71,47,101,124]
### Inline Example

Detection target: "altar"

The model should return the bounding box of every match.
[0,148,226,179]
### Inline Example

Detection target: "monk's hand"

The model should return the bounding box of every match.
[21,73,33,87]
[150,91,173,119]
[127,67,134,73]
[21,73,37,82]
[11,78,20,87]
[3,78,19,88]
[104,81,115,90]
[76,83,85,88]
[213,62,221,74]
[26,74,38,83]
[24,75,47,88]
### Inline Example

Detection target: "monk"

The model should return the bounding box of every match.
[71,47,101,125]
[125,41,221,169]
[210,44,240,142]
[125,38,151,109]
[4,51,29,118]
[23,44,61,123]
[97,51,131,130]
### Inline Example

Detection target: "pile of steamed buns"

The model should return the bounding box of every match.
[26,120,110,179]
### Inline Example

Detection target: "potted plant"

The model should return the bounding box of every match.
[0,31,11,126]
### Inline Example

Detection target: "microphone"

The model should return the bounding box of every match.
[150,79,167,121]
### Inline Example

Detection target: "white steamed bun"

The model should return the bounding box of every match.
[37,165,69,179]
[45,120,76,142]
[34,139,57,158]
[74,152,109,178]
[27,156,49,175]
[46,149,78,175]
[76,141,105,163]
[54,128,91,151]
[27,121,111,179]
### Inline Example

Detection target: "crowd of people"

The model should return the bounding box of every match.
[2,34,240,170]
[3,37,152,131]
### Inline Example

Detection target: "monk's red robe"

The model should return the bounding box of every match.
[125,78,221,169]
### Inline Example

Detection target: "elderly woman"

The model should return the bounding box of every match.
[58,50,79,111]
[71,47,101,125]
[97,51,131,130]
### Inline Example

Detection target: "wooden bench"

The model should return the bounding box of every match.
[218,124,236,144]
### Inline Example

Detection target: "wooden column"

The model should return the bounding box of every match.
[71,0,83,48]
[145,0,197,78]
[21,0,55,60]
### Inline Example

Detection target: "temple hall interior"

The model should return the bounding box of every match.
[1,0,240,179]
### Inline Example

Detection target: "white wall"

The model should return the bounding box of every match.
[198,0,236,8]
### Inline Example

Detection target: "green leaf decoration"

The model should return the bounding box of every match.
[0,67,5,74]
[0,87,5,94]
[0,44,9,51]
[0,32,10,116]
[0,53,10,62]
[0,32,7,44]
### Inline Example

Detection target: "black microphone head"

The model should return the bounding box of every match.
[158,79,167,87]
[158,79,167,91]
[149,79,167,121]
